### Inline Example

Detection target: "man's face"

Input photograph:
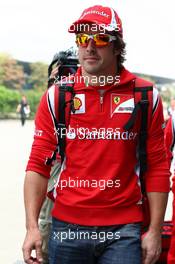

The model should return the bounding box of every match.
[77,24,118,76]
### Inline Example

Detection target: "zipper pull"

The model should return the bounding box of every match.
[99,90,105,112]
[100,95,103,105]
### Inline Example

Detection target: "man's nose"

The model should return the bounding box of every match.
[86,39,96,52]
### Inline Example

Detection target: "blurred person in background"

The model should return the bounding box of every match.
[167,97,175,117]
[16,95,30,126]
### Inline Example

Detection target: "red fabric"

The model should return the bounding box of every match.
[26,93,58,178]
[26,67,170,226]
[68,5,123,37]
[165,117,175,167]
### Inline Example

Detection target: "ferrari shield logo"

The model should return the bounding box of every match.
[114,96,120,104]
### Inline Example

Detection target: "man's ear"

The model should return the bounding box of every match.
[114,49,120,56]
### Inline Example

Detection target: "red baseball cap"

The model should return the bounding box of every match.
[68,5,123,37]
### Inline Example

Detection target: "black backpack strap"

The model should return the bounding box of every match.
[135,87,152,172]
[135,86,152,194]
[57,86,66,164]
[123,80,153,194]
[57,85,75,163]
[46,83,75,165]
[123,101,140,130]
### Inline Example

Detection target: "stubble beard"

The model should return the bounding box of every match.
[83,61,104,75]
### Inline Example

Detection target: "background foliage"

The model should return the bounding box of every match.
[0,52,174,119]
[0,53,47,118]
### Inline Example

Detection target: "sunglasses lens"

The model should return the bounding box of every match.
[76,34,112,47]
[76,34,89,46]
[95,34,110,46]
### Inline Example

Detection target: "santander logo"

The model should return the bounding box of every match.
[80,10,110,19]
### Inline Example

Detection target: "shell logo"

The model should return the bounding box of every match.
[114,96,120,104]
[74,97,82,110]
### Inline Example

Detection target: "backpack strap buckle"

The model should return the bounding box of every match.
[140,99,149,106]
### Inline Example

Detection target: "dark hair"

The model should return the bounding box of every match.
[113,34,126,73]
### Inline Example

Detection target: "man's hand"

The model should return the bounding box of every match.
[22,227,43,264]
[141,229,161,264]
[23,171,48,263]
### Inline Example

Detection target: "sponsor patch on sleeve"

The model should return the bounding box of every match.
[34,129,43,136]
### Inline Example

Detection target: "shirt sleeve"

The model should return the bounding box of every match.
[145,89,170,192]
[164,117,174,168]
[26,87,58,178]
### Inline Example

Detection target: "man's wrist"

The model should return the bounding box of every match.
[26,221,39,231]
[148,225,162,234]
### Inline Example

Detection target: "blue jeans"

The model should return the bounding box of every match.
[48,217,141,264]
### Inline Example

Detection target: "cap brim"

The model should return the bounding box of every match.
[68,19,122,37]
[68,19,116,33]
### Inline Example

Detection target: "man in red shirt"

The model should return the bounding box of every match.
[22,5,170,264]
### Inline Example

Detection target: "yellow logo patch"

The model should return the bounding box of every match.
[74,97,82,110]
[114,96,120,104]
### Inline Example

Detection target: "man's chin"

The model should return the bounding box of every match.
[84,65,101,75]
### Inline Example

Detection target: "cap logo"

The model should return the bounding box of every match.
[80,10,110,19]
